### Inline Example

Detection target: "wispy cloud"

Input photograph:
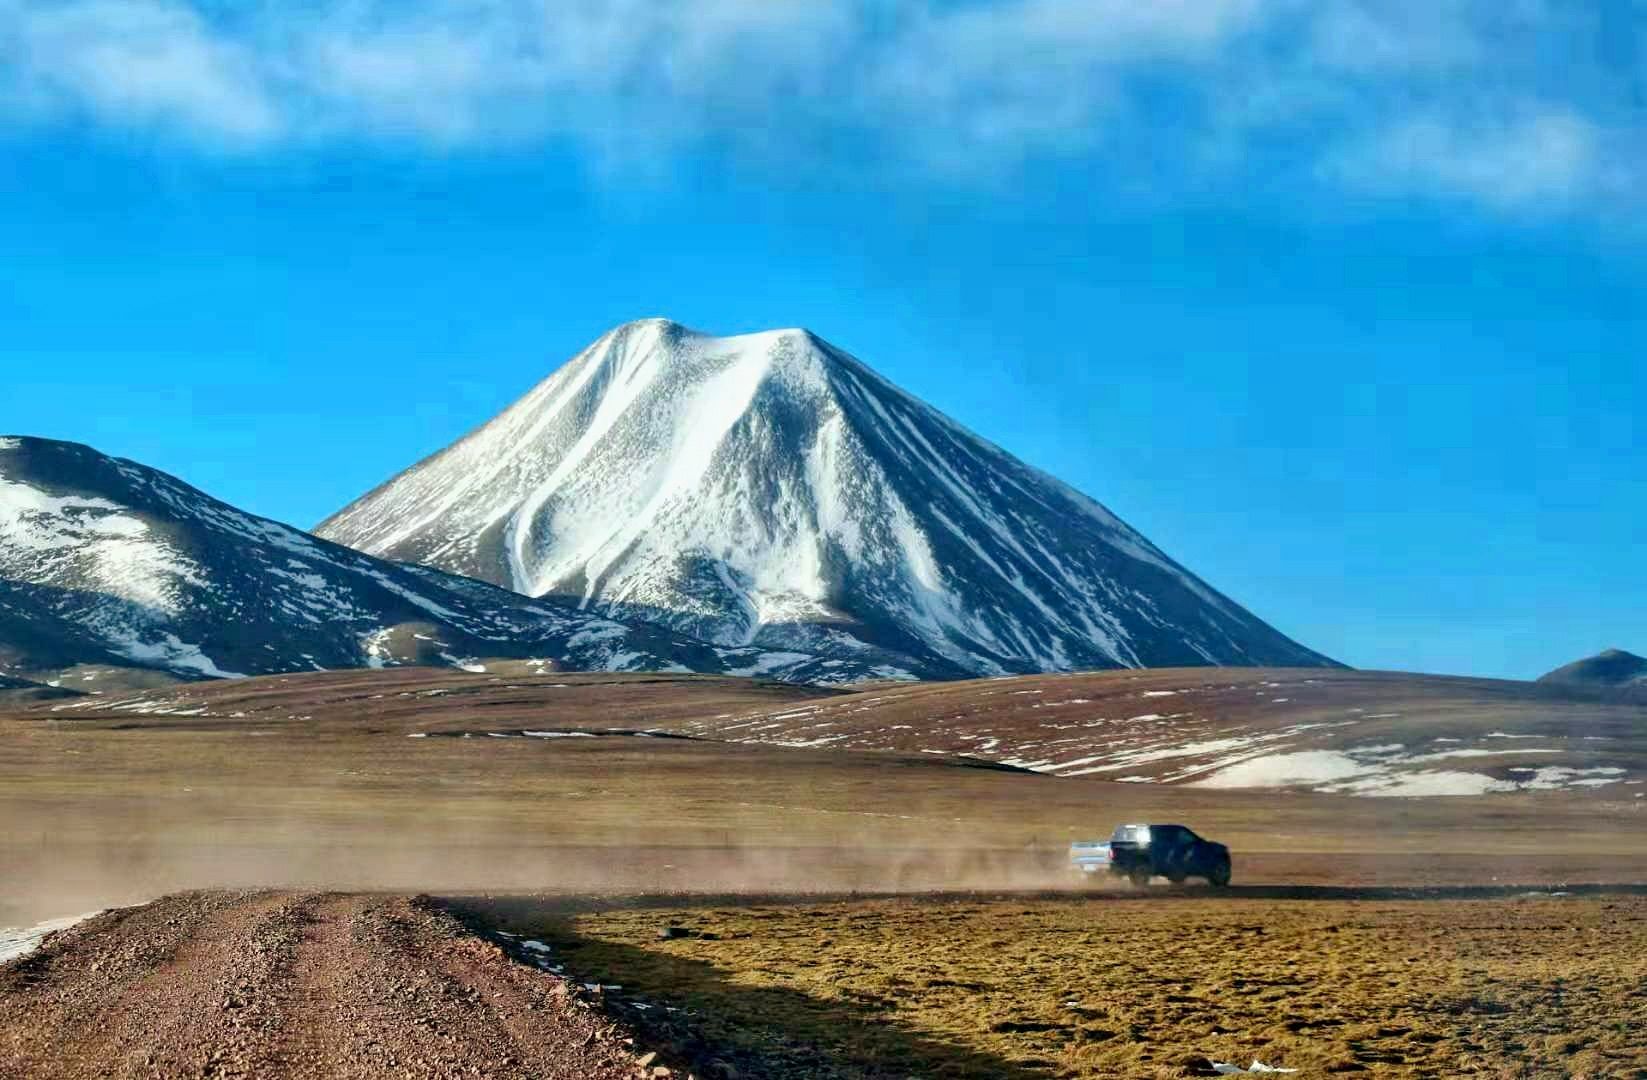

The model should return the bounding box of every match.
[1329,104,1604,211]
[3,0,279,140]
[0,0,1637,215]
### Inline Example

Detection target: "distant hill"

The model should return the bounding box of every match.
[1538,649,1647,692]
[0,673,81,704]
[673,666,1647,798]
[29,665,1647,800]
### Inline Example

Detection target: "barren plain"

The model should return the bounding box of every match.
[3,667,1645,1077]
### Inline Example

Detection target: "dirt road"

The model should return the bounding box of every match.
[0,891,646,1080]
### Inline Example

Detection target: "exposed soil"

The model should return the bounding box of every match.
[0,890,646,1080]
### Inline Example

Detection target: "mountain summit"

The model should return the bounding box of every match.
[318,319,1335,678]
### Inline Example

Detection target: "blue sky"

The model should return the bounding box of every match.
[0,0,1642,679]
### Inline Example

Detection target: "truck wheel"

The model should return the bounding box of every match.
[1128,868,1151,888]
[1166,871,1187,885]
[1207,863,1231,888]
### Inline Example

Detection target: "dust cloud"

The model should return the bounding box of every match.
[2,805,1095,929]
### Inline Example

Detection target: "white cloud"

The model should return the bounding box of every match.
[1,0,279,141]
[1329,104,1605,210]
[0,0,1635,215]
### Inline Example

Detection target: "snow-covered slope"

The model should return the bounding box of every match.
[0,437,850,685]
[319,319,1335,679]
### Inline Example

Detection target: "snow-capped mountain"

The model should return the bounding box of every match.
[0,436,856,685]
[318,319,1335,678]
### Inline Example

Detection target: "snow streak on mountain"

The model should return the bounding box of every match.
[319,319,1335,679]
[0,437,852,685]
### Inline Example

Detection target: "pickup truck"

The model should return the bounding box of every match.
[1070,823,1232,887]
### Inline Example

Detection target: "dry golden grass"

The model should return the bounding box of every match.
[467,892,1647,1078]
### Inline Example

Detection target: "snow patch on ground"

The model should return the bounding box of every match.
[0,911,100,964]
[103,630,245,679]
[722,651,813,677]
[1191,750,1369,789]
[1194,746,1627,797]
[1329,770,1517,797]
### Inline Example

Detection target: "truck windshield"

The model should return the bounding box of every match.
[1111,824,1151,844]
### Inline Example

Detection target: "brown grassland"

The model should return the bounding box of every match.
[456,891,1647,1079]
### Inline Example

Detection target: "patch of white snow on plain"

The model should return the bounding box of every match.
[1329,771,1516,797]
[1508,766,1626,790]
[1141,690,1179,698]
[0,911,100,964]
[1407,747,1560,762]
[1192,751,1370,789]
